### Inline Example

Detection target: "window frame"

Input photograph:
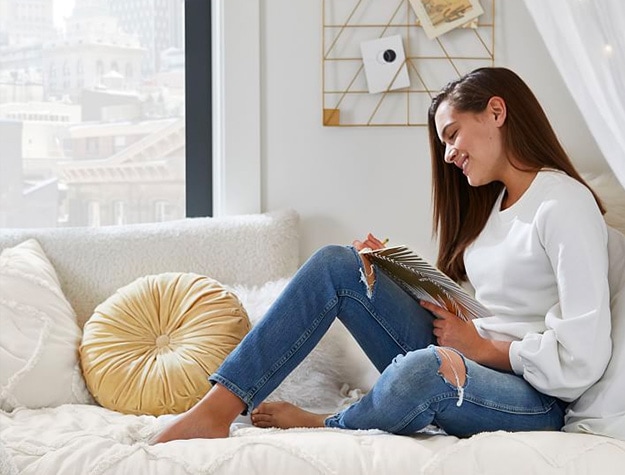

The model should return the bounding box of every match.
[184,0,212,217]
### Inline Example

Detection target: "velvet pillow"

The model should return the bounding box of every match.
[0,239,91,411]
[79,272,251,416]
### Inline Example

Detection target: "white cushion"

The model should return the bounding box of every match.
[0,239,91,411]
[563,226,625,438]
[0,210,300,328]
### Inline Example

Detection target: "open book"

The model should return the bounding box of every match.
[360,245,491,321]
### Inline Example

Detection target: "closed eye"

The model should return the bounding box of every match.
[441,130,457,146]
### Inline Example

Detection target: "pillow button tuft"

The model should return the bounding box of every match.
[155,334,171,349]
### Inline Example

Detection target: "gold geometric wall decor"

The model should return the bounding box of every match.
[322,0,496,127]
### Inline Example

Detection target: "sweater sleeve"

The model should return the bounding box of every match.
[508,186,611,402]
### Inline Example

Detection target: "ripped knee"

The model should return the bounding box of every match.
[358,254,375,299]
[435,347,467,406]
[435,347,466,386]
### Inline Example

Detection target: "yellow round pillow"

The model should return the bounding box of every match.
[79,272,250,415]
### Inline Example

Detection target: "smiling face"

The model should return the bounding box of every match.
[434,98,508,187]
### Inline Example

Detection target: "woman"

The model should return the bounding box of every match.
[152,67,611,442]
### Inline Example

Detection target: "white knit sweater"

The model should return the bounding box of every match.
[466,170,611,402]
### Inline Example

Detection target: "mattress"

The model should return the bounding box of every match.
[2,404,624,474]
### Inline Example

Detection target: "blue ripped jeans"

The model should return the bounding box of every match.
[209,245,565,437]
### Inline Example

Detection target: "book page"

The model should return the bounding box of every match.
[361,245,491,320]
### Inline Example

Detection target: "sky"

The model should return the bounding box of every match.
[53,0,76,29]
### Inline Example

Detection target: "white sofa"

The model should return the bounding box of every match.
[1,196,625,473]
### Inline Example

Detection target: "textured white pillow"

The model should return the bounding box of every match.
[564,227,625,439]
[0,239,91,411]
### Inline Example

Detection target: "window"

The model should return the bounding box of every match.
[62,60,71,89]
[85,137,99,157]
[87,201,101,227]
[77,59,84,88]
[125,63,133,80]
[96,60,104,81]
[0,0,211,228]
[154,200,173,222]
[113,135,126,152]
[113,200,125,225]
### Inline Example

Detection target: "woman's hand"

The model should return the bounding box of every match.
[419,300,513,371]
[353,233,387,251]
[420,300,484,356]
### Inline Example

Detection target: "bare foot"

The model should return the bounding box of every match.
[149,408,230,444]
[251,401,330,429]
[149,384,246,444]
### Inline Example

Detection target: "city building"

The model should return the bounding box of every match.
[43,0,144,102]
[59,117,185,226]
[0,0,56,46]
[0,0,186,228]
[107,0,184,74]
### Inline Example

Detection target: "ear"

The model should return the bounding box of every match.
[487,96,507,127]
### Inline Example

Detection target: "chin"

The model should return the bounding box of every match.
[465,175,479,187]
[467,178,491,188]
[466,175,488,187]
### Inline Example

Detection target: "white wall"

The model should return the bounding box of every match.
[217,0,610,263]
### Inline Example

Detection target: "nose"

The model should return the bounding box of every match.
[444,145,457,164]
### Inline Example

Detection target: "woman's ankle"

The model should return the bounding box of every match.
[150,384,247,444]
[193,383,247,422]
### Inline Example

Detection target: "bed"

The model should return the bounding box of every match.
[1,200,624,474]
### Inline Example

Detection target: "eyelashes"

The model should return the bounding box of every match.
[440,131,457,147]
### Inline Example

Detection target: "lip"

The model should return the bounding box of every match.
[455,156,469,174]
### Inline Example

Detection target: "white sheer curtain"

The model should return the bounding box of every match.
[523,0,625,188]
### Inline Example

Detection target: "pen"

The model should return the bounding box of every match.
[381,238,390,246]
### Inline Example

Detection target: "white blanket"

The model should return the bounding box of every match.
[1,404,624,475]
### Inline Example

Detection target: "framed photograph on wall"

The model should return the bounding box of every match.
[409,0,484,39]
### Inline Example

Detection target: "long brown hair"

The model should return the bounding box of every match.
[427,67,605,282]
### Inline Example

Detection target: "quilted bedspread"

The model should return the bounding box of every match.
[1,404,624,474]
